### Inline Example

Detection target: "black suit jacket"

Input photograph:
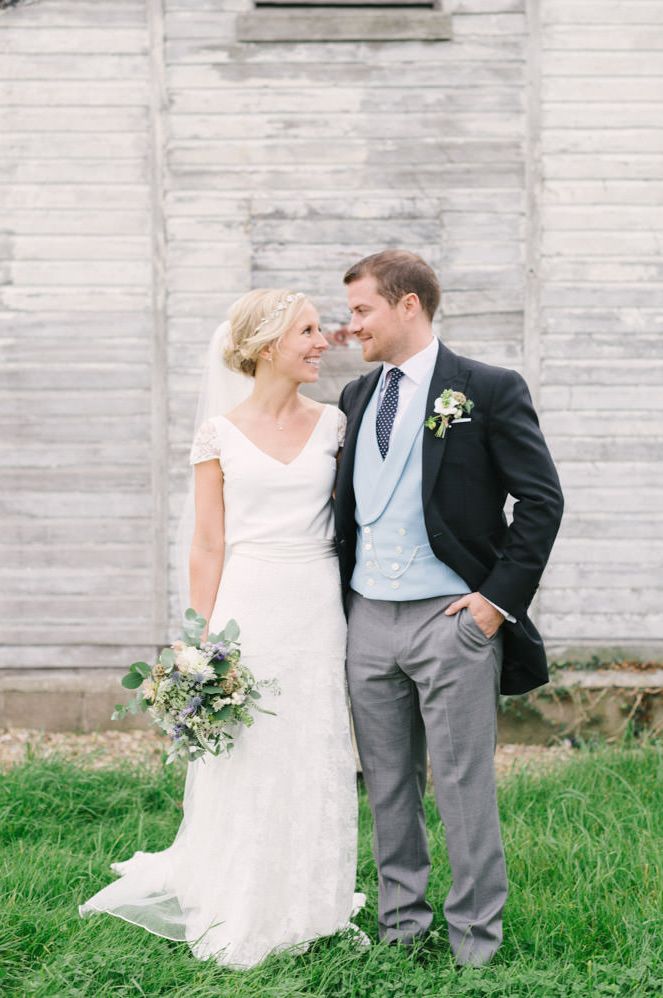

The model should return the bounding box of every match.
[335,341,564,696]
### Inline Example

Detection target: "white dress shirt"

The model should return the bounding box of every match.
[378,338,516,624]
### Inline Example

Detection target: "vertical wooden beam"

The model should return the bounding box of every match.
[146,0,169,644]
[524,0,542,408]
[524,0,543,628]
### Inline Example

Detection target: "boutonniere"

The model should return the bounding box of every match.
[425,388,474,439]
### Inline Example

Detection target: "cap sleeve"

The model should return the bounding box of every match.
[337,409,347,449]
[189,418,220,465]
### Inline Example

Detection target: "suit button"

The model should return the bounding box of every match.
[366,561,374,569]
[364,543,372,551]
[395,546,403,554]
[363,527,371,534]
[367,578,375,587]
[391,563,400,571]
[391,581,400,590]
[398,528,406,536]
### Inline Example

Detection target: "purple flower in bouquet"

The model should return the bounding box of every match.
[205,641,230,661]
[171,724,185,739]
[190,670,213,685]
[180,696,203,720]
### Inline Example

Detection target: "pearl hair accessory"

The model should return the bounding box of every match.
[254,293,305,334]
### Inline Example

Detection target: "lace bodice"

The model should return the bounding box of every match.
[189,404,346,550]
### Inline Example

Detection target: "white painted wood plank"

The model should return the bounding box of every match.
[0,1,146,28]
[0,107,148,133]
[541,77,663,101]
[0,185,149,209]
[0,54,148,80]
[168,61,523,89]
[543,26,663,50]
[543,154,663,180]
[0,81,150,105]
[544,437,661,462]
[540,614,663,641]
[542,52,663,80]
[542,179,663,205]
[543,231,663,256]
[543,2,663,26]
[541,384,663,410]
[2,209,149,235]
[169,111,521,141]
[0,289,150,312]
[0,160,148,183]
[3,237,149,260]
[7,262,151,286]
[542,259,663,283]
[1,133,146,159]
[170,86,522,116]
[541,335,663,362]
[0,29,148,55]
[166,163,524,193]
[541,308,663,333]
[543,129,663,154]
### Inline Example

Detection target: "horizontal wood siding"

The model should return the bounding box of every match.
[537,0,663,648]
[0,0,157,662]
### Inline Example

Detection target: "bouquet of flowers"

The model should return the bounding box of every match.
[112,609,280,764]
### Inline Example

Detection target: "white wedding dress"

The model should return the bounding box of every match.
[80,403,363,969]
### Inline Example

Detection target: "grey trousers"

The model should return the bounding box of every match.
[346,592,508,966]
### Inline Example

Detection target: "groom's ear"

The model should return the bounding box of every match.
[400,292,421,319]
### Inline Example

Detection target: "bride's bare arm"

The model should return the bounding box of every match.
[189,459,225,632]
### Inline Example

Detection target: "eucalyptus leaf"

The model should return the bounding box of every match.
[213,660,231,677]
[140,697,150,712]
[121,673,144,689]
[224,619,240,642]
[212,706,233,722]
[248,690,261,700]
[130,661,150,678]
[184,608,197,621]
[160,648,175,668]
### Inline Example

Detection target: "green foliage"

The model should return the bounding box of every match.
[224,619,240,643]
[1,745,661,996]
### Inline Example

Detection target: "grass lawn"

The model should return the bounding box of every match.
[1,743,661,997]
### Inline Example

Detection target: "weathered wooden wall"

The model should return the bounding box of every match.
[0,0,661,704]
[536,0,663,650]
[0,0,161,685]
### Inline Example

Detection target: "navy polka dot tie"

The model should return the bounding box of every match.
[376,367,404,459]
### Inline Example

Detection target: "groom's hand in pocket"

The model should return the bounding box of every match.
[444,592,504,639]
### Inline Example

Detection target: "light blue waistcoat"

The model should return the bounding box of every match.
[351,371,470,601]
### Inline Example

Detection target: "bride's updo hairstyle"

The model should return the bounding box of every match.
[224,288,308,377]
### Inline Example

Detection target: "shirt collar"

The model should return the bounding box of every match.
[382,337,438,386]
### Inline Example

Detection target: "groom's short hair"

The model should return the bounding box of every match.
[343,250,440,321]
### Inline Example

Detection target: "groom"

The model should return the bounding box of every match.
[335,250,564,966]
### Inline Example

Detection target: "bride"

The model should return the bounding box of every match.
[79,290,364,969]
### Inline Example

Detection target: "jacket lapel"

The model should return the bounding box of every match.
[422,341,468,509]
[336,367,381,519]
